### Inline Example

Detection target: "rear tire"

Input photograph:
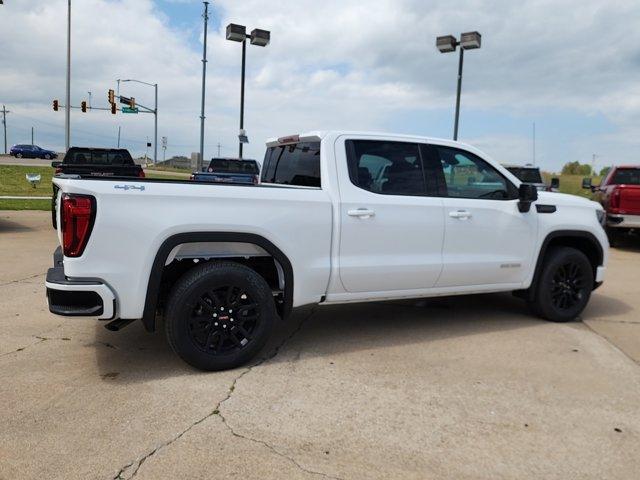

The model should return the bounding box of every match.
[528,247,593,322]
[16,153,22,158]
[165,261,276,371]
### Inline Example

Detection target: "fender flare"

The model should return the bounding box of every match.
[527,229,604,301]
[141,232,294,332]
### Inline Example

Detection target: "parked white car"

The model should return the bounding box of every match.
[46,131,608,370]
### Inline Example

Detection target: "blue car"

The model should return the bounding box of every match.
[10,144,58,159]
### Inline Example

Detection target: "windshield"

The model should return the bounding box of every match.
[611,168,640,185]
[506,167,543,184]
[208,159,259,174]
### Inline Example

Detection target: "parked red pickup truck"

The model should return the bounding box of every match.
[584,166,640,244]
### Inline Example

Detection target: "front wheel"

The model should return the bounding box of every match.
[528,247,593,322]
[44,154,51,160]
[16,153,23,158]
[165,261,276,371]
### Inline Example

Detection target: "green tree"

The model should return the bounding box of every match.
[561,161,592,176]
[599,166,611,177]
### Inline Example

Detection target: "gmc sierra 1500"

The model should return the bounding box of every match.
[46,131,608,370]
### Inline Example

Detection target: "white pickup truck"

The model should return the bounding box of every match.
[47,131,608,370]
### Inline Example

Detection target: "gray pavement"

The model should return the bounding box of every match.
[0,154,55,167]
[1,210,639,480]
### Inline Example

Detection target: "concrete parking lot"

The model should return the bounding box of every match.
[1,210,639,480]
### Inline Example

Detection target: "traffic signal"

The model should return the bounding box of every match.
[81,101,87,113]
[130,97,135,109]
[53,100,59,111]
[108,89,115,105]
[111,103,117,115]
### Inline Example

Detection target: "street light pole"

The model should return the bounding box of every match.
[226,23,270,160]
[65,0,71,151]
[199,1,210,172]
[453,47,464,141]
[436,31,481,141]
[239,38,246,159]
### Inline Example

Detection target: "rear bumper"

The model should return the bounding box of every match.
[45,247,116,320]
[607,214,640,228]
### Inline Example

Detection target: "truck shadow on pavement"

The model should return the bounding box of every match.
[92,291,630,381]
[0,217,35,232]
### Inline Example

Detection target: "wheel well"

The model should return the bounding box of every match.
[142,233,294,332]
[527,231,603,300]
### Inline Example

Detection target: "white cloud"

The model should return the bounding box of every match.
[1,0,639,167]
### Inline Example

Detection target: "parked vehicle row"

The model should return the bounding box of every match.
[46,131,608,371]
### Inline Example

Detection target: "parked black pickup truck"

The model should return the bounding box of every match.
[191,158,260,185]
[52,147,144,178]
[51,147,144,227]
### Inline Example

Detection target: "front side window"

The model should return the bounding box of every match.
[261,141,320,187]
[346,140,427,196]
[436,147,516,200]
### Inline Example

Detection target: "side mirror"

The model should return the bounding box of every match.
[550,177,560,189]
[51,161,61,168]
[581,177,592,189]
[518,183,538,213]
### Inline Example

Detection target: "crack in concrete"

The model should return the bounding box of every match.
[586,318,640,326]
[0,325,64,358]
[0,272,43,287]
[112,309,339,480]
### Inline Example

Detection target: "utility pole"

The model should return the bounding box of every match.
[199,1,210,172]
[1,105,10,154]
[87,91,92,108]
[65,0,71,151]
[32,126,35,146]
[117,126,121,148]
[217,142,221,157]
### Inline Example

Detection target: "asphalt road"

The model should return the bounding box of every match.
[0,154,55,167]
[1,211,639,479]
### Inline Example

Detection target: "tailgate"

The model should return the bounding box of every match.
[619,185,640,214]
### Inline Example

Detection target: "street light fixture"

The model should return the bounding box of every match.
[226,23,270,159]
[436,31,482,141]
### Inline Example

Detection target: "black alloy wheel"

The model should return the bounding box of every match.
[165,261,276,371]
[187,285,260,356]
[528,246,593,322]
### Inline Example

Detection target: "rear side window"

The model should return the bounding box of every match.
[345,140,428,196]
[261,142,321,187]
[506,167,543,184]
[611,168,640,185]
[209,159,259,174]
[65,150,133,165]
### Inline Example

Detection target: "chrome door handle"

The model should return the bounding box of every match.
[348,208,375,218]
[449,210,472,219]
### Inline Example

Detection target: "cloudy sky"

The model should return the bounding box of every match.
[1,0,639,172]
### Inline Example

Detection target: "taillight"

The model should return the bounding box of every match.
[61,194,95,257]
[138,170,146,178]
[610,187,621,212]
[55,167,62,174]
